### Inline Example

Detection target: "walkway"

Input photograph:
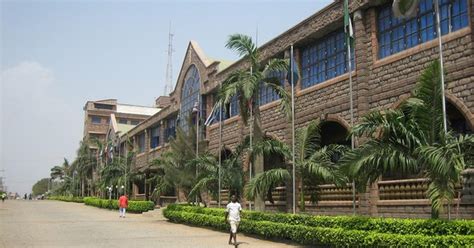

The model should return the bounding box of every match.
[0,200,302,248]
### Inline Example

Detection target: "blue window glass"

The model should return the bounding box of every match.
[377,0,468,59]
[451,0,468,31]
[165,117,176,142]
[301,29,354,89]
[179,65,200,134]
[229,95,240,117]
[258,70,285,106]
[91,116,101,124]
[138,133,146,153]
[150,126,160,149]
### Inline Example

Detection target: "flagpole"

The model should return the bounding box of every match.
[434,0,449,220]
[195,96,200,206]
[290,45,296,214]
[344,0,356,216]
[218,100,223,208]
[249,66,253,211]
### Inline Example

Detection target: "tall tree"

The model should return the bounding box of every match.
[245,121,347,211]
[150,126,202,202]
[74,140,97,196]
[32,178,50,196]
[218,34,291,210]
[341,60,474,218]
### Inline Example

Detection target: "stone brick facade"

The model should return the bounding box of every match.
[121,0,474,218]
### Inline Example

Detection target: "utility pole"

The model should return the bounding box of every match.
[0,169,6,193]
[164,22,174,96]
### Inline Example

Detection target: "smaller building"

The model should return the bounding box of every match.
[82,99,160,151]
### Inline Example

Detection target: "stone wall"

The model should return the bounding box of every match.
[125,0,474,218]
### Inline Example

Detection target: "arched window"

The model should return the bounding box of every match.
[180,65,201,133]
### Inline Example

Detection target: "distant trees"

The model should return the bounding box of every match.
[32,178,49,196]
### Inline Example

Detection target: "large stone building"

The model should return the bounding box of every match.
[115,0,473,218]
[82,99,160,150]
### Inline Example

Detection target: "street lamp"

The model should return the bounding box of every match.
[107,186,112,200]
[192,101,199,205]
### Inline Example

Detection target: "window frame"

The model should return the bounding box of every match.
[300,29,354,89]
[91,116,102,124]
[376,0,469,59]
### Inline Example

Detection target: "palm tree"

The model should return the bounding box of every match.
[218,34,291,210]
[341,60,474,218]
[50,158,71,180]
[245,121,347,211]
[150,127,202,202]
[74,140,97,196]
[187,147,244,204]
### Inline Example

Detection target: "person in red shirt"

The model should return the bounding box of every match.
[118,194,128,218]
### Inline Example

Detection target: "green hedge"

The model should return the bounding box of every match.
[166,204,474,236]
[164,208,474,248]
[83,197,155,213]
[47,196,84,203]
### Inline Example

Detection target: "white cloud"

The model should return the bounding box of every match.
[1,61,82,195]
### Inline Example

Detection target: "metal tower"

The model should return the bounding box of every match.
[164,22,174,96]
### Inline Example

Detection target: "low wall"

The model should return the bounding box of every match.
[206,169,474,219]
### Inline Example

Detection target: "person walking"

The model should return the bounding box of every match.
[225,195,242,245]
[118,194,128,218]
[1,193,6,202]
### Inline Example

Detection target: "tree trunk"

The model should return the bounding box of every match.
[81,178,85,197]
[253,108,265,211]
[299,174,305,212]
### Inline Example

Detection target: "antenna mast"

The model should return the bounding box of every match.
[164,22,174,95]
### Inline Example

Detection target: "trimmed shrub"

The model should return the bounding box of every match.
[47,196,84,203]
[163,208,474,248]
[83,197,154,213]
[166,204,474,236]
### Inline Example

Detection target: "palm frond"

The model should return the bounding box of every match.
[251,138,291,162]
[226,34,257,65]
[262,58,288,76]
[245,168,290,200]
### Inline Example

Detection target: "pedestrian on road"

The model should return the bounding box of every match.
[1,193,6,202]
[118,194,128,218]
[225,195,242,245]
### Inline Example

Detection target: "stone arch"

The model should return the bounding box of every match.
[320,114,351,147]
[445,93,474,134]
[262,134,286,172]
[220,146,233,160]
[389,94,412,110]
[389,93,473,133]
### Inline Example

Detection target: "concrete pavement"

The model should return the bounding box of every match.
[0,200,303,248]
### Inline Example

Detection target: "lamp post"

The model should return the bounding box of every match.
[192,101,200,205]
[107,186,112,200]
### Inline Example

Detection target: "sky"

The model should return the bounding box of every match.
[0,0,332,195]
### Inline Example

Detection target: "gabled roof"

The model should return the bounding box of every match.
[116,123,136,137]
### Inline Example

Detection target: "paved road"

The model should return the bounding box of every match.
[0,200,302,248]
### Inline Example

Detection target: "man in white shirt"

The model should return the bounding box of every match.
[225,195,242,245]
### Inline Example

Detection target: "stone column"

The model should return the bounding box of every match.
[352,8,379,216]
